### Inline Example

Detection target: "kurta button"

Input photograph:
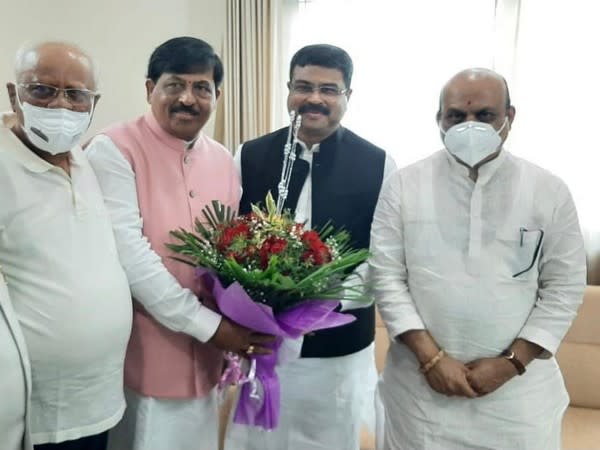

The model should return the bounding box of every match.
[184,155,191,164]
[189,190,195,198]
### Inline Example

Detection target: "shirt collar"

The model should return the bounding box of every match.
[68,145,85,168]
[476,147,508,183]
[294,126,345,156]
[144,110,202,152]
[297,140,320,155]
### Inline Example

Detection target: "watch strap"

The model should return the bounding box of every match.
[501,349,526,375]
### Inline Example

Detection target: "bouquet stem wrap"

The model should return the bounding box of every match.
[198,269,355,430]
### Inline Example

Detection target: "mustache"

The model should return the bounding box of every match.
[298,104,330,116]
[170,105,199,115]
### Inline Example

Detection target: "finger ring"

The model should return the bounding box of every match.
[246,345,255,355]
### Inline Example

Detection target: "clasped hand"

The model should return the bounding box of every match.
[425,355,518,398]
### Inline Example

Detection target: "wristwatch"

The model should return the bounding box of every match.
[500,349,526,375]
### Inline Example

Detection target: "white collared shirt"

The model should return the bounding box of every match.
[291,141,320,228]
[0,115,132,444]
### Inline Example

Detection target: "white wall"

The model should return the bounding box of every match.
[0,0,226,137]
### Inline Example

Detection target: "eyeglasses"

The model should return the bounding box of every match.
[18,83,97,108]
[290,83,348,98]
[162,80,214,100]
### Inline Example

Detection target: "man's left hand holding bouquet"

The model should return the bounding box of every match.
[200,290,276,356]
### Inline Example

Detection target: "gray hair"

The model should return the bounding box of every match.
[14,40,100,90]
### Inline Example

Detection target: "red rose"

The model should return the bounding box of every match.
[259,236,288,269]
[315,243,332,265]
[301,230,321,245]
[301,233,332,265]
[301,247,331,266]
[217,222,251,251]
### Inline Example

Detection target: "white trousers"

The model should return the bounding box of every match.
[107,387,219,450]
[225,343,376,450]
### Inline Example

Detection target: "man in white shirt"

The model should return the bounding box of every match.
[0,42,132,449]
[370,68,586,449]
[0,268,32,450]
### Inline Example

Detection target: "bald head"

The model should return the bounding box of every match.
[14,41,98,90]
[438,68,511,115]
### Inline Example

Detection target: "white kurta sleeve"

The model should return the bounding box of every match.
[233,144,243,180]
[340,153,398,311]
[369,170,426,339]
[518,181,586,356]
[86,135,221,343]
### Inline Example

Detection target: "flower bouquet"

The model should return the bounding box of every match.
[167,193,369,430]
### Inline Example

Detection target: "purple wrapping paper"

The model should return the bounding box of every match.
[197,269,355,430]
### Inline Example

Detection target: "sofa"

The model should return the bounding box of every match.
[556,285,600,449]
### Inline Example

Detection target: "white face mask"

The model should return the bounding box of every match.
[441,118,508,167]
[17,94,93,155]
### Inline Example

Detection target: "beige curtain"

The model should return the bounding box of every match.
[492,0,520,81]
[215,0,281,152]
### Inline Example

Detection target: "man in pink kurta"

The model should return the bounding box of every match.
[86,37,273,450]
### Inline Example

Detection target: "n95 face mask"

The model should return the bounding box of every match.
[441,118,507,167]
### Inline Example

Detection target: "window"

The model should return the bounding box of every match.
[286,0,600,237]
[287,0,496,167]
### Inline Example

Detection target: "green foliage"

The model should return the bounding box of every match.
[168,194,370,313]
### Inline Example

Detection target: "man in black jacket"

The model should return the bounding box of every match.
[227,44,395,450]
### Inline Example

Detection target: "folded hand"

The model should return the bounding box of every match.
[465,357,518,396]
[424,355,478,398]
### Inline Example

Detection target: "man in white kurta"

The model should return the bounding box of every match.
[370,68,586,449]
[0,269,32,450]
